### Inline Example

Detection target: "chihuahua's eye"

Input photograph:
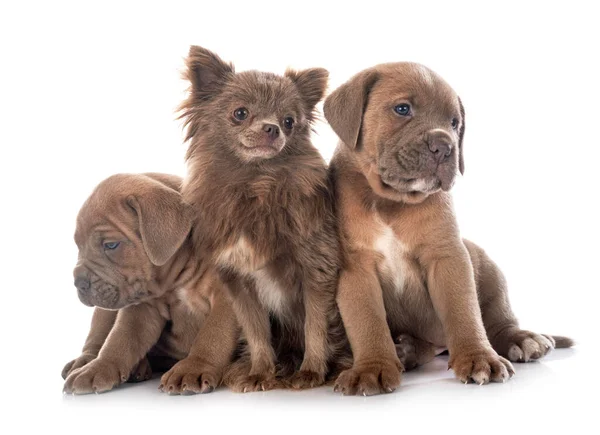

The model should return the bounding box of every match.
[103,241,120,250]
[393,104,411,116]
[233,107,249,121]
[284,117,295,129]
[451,118,459,130]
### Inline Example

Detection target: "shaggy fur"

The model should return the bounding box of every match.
[180,46,346,392]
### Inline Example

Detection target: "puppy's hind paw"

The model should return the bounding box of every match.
[491,328,555,362]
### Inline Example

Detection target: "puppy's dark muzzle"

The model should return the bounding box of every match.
[73,268,120,309]
[74,276,91,292]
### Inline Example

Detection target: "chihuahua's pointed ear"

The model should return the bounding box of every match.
[127,181,193,266]
[458,97,466,175]
[286,68,329,117]
[185,45,234,100]
[324,69,378,149]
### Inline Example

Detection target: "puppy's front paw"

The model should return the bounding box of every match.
[492,329,555,362]
[63,359,128,394]
[449,348,514,385]
[128,357,153,383]
[160,357,221,395]
[287,370,325,390]
[62,353,96,380]
[333,359,402,396]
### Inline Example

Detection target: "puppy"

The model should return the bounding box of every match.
[324,63,573,395]
[179,46,343,392]
[63,173,238,394]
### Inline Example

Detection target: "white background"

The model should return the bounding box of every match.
[1,1,598,433]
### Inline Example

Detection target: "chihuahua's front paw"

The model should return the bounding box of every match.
[62,353,96,380]
[449,348,514,385]
[229,372,280,393]
[333,358,402,396]
[287,370,326,390]
[63,359,128,394]
[160,357,221,395]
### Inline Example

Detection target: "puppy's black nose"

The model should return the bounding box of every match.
[262,123,280,140]
[428,140,452,163]
[74,276,91,292]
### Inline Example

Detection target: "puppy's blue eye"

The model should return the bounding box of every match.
[451,118,459,130]
[394,104,411,116]
[104,241,120,250]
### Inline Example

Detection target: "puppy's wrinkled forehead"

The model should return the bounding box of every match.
[372,63,459,112]
[74,179,138,247]
[222,71,303,115]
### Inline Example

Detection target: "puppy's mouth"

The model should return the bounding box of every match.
[77,282,122,310]
[240,138,285,159]
[380,175,443,195]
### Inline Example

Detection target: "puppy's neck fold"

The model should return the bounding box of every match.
[155,236,205,292]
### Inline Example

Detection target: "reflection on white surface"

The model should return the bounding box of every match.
[49,347,590,435]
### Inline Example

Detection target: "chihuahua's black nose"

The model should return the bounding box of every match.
[262,123,280,140]
[74,276,91,292]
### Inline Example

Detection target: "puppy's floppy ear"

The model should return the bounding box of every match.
[285,68,329,118]
[185,45,234,101]
[127,183,192,266]
[323,69,378,149]
[458,97,466,175]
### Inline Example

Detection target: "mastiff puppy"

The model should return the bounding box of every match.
[324,63,573,396]
[63,173,239,394]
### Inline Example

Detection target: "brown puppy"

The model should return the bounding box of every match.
[180,46,344,392]
[325,63,573,395]
[63,173,238,394]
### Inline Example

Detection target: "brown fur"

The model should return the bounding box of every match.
[63,173,238,394]
[180,46,346,392]
[325,63,573,396]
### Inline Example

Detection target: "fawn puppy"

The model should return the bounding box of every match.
[325,63,573,396]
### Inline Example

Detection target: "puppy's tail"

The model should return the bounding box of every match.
[550,335,575,348]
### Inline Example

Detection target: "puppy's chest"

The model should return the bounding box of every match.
[372,223,424,295]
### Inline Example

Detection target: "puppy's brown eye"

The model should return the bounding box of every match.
[233,108,249,121]
[284,117,295,129]
[451,118,459,130]
[394,104,411,116]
